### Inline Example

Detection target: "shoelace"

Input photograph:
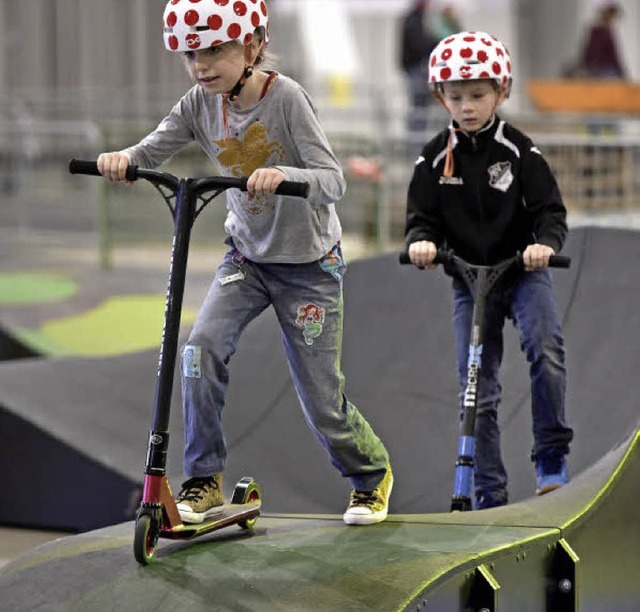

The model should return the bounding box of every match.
[177,477,219,503]
[350,489,381,507]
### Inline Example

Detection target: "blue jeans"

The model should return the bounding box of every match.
[452,269,573,501]
[180,244,389,491]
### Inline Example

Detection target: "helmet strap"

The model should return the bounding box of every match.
[222,63,254,139]
[228,41,261,102]
[228,65,254,102]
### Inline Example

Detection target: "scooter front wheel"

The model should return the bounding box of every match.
[134,512,160,565]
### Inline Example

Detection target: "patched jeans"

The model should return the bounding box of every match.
[180,244,389,492]
[452,269,573,501]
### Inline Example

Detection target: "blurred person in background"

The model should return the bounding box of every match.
[583,2,626,78]
[97,0,393,527]
[399,0,438,134]
[432,4,464,41]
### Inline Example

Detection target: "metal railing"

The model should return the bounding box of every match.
[0,119,102,248]
[1,99,639,271]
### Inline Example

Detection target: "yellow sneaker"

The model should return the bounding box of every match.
[343,466,393,526]
[176,474,225,524]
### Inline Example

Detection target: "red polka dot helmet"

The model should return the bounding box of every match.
[428,31,512,92]
[163,0,269,53]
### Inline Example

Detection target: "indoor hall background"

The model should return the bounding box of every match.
[1,0,640,568]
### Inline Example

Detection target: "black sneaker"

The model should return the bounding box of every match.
[475,489,509,510]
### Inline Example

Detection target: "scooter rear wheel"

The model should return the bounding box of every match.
[134,513,160,565]
[231,478,261,530]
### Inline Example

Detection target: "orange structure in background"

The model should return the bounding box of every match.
[528,79,640,114]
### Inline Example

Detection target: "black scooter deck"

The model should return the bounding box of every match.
[161,501,261,540]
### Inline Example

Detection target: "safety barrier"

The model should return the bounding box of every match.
[1,111,639,268]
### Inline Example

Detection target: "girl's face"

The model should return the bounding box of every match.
[182,42,246,93]
[441,79,505,133]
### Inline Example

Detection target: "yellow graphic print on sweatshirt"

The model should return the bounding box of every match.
[215,122,285,215]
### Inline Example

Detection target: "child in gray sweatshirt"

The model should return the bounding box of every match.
[97,0,392,526]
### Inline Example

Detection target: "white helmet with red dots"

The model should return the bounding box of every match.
[428,31,512,95]
[163,0,269,53]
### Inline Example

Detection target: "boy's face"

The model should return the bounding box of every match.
[182,42,246,93]
[441,79,505,133]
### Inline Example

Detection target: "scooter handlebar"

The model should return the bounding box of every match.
[68,159,311,198]
[545,255,571,268]
[398,250,571,268]
[398,250,451,266]
[234,176,310,198]
[69,159,139,182]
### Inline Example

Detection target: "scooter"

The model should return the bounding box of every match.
[400,249,570,512]
[69,159,309,564]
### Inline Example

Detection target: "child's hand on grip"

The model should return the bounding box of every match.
[97,152,133,184]
[409,240,438,269]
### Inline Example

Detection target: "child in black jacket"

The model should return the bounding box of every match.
[405,31,573,509]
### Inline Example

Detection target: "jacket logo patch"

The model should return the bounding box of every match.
[439,176,464,185]
[488,161,513,193]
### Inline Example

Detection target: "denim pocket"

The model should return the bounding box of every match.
[318,242,347,282]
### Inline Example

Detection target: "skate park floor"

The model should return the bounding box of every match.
[0,224,639,610]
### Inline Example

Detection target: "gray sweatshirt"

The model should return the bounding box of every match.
[122,74,345,263]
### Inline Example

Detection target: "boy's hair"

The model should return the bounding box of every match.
[435,78,503,95]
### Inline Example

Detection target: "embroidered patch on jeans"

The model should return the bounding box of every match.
[295,303,325,346]
[182,345,202,378]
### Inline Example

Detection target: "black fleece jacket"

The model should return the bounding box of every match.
[405,115,567,268]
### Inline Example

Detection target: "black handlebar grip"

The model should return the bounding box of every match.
[399,250,450,265]
[68,158,139,181]
[433,251,450,265]
[399,252,411,265]
[275,181,310,198]
[238,176,310,198]
[548,255,571,268]
[68,159,100,176]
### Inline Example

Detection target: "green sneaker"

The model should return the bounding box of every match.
[343,466,393,526]
[176,474,225,524]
